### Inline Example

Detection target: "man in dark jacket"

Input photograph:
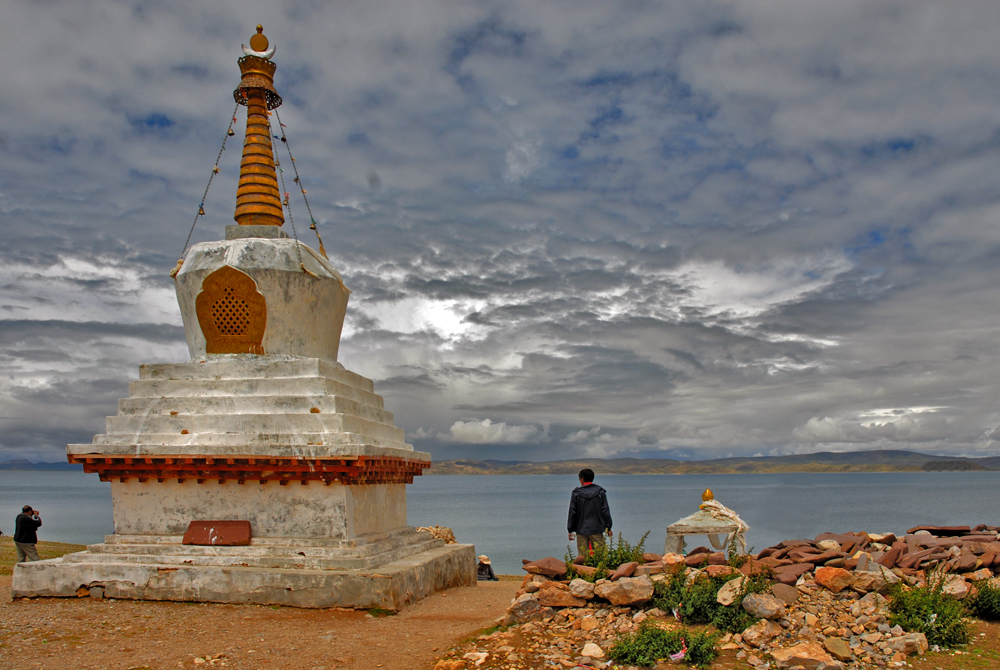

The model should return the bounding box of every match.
[14,505,42,563]
[567,468,613,557]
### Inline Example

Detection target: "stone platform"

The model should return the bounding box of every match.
[12,532,476,609]
[12,355,477,608]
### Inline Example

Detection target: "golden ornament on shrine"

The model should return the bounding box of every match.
[232,24,284,226]
[249,25,268,52]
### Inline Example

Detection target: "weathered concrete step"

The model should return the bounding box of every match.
[117,395,394,426]
[128,377,384,409]
[139,357,374,394]
[11,543,478,610]
[105,413,405,443]
[61,540,443,571]
[88,532,439,559]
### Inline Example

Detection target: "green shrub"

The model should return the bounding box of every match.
[567,531,650,581]
[888,571,971,647]
[608,621,719,668]
[967,578,1000,621]
[650,567,772,633]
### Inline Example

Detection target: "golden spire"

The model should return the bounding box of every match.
[233,25,284,226]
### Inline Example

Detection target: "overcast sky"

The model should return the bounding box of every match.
[3,0,1000,463]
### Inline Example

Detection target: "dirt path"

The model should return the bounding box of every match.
[0,575,520,670]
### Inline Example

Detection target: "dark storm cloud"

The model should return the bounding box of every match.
[3,0,1000,462]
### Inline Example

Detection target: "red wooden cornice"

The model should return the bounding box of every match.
[67,454,429,486]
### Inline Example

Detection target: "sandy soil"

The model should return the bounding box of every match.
[0,575,519,670]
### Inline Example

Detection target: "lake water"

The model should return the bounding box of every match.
[3,470,999,575]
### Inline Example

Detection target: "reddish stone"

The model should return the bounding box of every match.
[685,553,710,567]
[957,552,979,572]
[809,551,847,565]
[537,581,588,608]
[878,541,908,568]
[786,548,843,564]
[609,561,638,581]
[918,537,964,549]
[844,558,858,570]
[705,565,737,578]
[738,559,773,576]
[573,564,598,578]
[897,548,935,570]
[778,539,814,549]
[634,562,663,576]
[708,552,727,565]
[642,552,662,563]
[773,563,814,585]
[756,556,793,568]
[771,547,794,560]
[906,525,971,536]
[757,547,778,559]
[523,557,567,577]
[688,546,712,555]
[572,555,587,565]
[814,566,853,593]
[876,533,898,545]
[182,520,252,546]
[784,547,820,561]
[980,552,996,568]
[770,583,801,604]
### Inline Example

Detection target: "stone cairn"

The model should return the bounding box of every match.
[440,524,1000,670]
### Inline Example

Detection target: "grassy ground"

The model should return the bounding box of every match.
[0,535,87,575]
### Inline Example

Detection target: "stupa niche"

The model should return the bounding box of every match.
[11,27,475,609]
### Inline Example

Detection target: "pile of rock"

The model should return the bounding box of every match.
[485,524,1000,669]
[722,576,928,669]
[467,577,929,670]
[749,524,1000,586]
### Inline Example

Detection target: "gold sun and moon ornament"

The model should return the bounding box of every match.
[700,488,714,509]
[170,24,328,281]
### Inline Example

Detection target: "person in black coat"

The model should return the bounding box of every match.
[567,468,613,557]
[14,505,42,563]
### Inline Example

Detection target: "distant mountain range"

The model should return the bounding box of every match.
[427,450,1000,475]
[3,450,997,475]
[0,460,82,471]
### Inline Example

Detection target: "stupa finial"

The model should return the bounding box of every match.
[233,25,283,226]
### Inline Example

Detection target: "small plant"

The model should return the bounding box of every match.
[567,531,650,581]
[608,621,719,668]
[888,570,971,647]
[727,540,754,569]
[367,607,396,617]
[650,567,772,633]
[967,578,1000,621]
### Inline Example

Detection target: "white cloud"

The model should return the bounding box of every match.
[447,418,540,444]
[564,426,602,443]
[665,255,853,320]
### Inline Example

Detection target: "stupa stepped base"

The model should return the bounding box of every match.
[69,355,418,460]
[12,535,476,610]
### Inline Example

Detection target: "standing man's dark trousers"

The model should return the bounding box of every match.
[576,533,606,557]
[15,542,40,562]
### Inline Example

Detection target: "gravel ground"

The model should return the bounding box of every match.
[0,575,519,670]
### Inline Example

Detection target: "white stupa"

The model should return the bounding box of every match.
[12,25,474,609]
